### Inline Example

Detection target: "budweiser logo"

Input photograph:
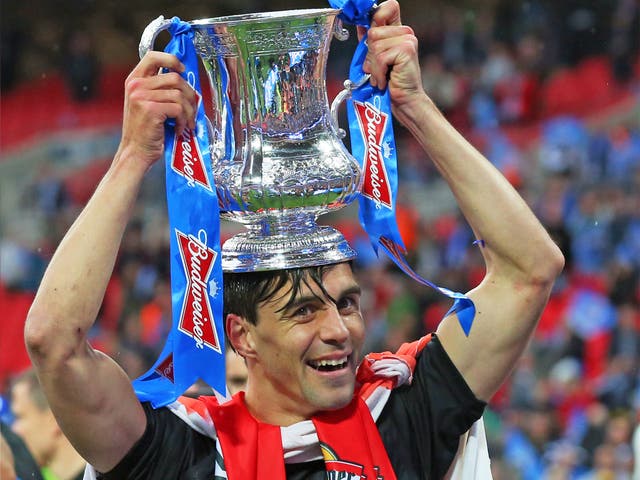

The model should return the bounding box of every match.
[176,228,221,352]
[353,97,392,210]
[171,73,212,191]
[154,354,174,383]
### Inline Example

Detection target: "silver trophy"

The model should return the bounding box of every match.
[140,9,364,272]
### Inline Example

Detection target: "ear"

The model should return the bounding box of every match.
[226,313,257,359]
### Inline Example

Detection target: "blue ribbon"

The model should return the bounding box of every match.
[329,0,377,25]
[331,0,476,335]
[133,17,226,407]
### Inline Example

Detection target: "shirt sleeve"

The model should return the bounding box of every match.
[376,334,487,480]
[97,402,216,480]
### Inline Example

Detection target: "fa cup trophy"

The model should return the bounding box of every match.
[140,9,363,272]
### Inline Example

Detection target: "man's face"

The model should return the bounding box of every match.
[10,382,57,466]
[246,263,365,424]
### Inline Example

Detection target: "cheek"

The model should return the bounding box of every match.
[349,315,366,344]
[257,327,308,360]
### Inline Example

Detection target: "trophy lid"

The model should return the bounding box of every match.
[190,8,340,27]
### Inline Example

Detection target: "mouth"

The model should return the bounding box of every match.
[307,355,350,372]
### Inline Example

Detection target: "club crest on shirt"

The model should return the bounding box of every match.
[320,443,384,480]
[176,228,221,352]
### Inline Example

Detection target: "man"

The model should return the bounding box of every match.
[24,1,564,478]
[9,370,85,480]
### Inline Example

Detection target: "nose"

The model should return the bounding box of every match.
[319,305,350,345]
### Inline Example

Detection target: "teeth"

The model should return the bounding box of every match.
[310,357,348,368]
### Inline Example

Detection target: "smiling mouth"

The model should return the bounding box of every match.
[307,356,350,372]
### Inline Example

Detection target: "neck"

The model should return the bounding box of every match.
[243,383,311,426]
[48,439,86,480]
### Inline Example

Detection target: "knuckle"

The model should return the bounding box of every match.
[128,89,144,104]
[168,104,183,119]
[124,74,136,90]
[171,89,185,105]
[125,77,144,96]
[166,71,184,84]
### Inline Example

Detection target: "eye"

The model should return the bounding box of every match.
[337,294,360,314]
[292,304,317,320]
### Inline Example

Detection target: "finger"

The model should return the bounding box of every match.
[129,51,185,79]
[149,89,197,131]
[368,25,414,43]
[366,28,416,88]
[145,71,199,108]
[371,0,401,27]
[136,95,193,137]
[127,83,197,134]
[375,40,418,91]
[126,73,198,125]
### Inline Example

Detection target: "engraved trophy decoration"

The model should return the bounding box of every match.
[140,9,363,273]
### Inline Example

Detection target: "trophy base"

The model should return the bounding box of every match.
[221,225,356,272]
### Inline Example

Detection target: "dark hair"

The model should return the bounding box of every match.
[223,262,352,327]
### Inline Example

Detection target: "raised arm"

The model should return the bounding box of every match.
[364,1,564,402]
[24,52,197,472]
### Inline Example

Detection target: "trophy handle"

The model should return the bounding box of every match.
[333,18,350,41]
[330,74,371,139]
[139,15,173,59]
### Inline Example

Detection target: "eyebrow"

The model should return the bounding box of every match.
[285,284,362,312]
[338,285,362,299]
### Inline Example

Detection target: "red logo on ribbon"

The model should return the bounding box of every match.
[176,229,221,352]
[171,127,212,191]
[154,354,175,383]
[353,99,392,210]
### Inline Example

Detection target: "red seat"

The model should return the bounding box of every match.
[540,68,585,118]
[0,283,35,391]
[575,56,615,108]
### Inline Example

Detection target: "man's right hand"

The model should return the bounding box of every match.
[359,0,426,127]
[118,51,198,171]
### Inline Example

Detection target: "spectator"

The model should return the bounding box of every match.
[1,420,44,480]
[225,349,248,396]
[10,370,85,480]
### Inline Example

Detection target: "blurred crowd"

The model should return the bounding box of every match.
[1,0,640,479]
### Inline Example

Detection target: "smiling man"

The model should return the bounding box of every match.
[24,1,564,479]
